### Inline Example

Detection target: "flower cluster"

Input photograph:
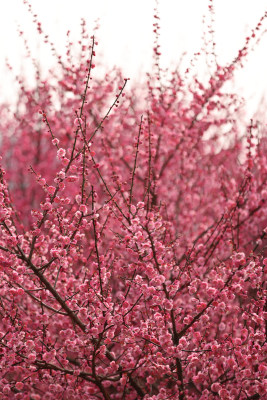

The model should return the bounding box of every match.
[0,1,266,399]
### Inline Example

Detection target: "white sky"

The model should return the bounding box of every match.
[0,0,267,116]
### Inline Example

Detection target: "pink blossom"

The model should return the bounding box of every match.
[79,204,87,214]
[15,382,24,391]
[52,138,59,146]
[57,148,66,158]
[28,353,36,362]
[47,186,56,195]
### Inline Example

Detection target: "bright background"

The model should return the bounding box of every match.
[0,0,267,116]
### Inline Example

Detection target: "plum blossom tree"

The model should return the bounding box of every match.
[0,1,266,399]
